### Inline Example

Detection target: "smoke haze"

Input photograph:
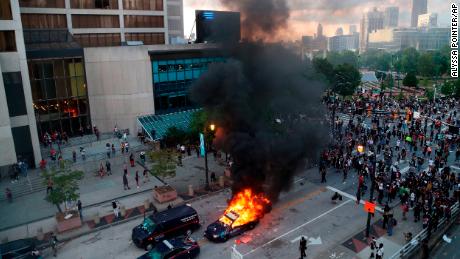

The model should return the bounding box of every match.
[190,0,328,200]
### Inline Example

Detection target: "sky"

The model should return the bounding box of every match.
[183,0,454,41]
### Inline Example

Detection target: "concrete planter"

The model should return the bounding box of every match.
[144,199,150,210]
[153,185,178,203]
[120,206,126,217]
[56,210,82,233]
[93,212,100,225]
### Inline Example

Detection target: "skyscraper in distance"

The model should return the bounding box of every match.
[317,23,323,38]
[349,25,357,35]
[411,0,428,27]
[384,7,399,28]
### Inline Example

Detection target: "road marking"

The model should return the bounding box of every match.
[451,165,460,170]
[326,186,383,213]
[243,199,352,256]
[290,236,323,245]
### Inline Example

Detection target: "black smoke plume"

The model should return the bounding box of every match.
[190,0,329,200]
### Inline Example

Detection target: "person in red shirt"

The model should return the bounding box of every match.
[39,159,47,170]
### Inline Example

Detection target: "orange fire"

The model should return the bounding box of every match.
[219,188,271,228]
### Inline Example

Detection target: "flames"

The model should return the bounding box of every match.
[219,188,271,228]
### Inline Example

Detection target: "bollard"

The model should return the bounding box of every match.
[120,205,126,217]
[219,176,225,187]
[93,212,100,225]
[144,199,150,210]
[36,227,44,240]
[188,184,194,197]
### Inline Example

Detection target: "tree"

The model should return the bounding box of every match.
[148,149,177,178]
[313,58,334,82]
[403,72,418,88]
[332,64,362,96]
[327,50,359,68]
[42,162,84,213]
[418,52,435,77]
[425,88,434,100]
[441,80,460,96]
[188,109,209,142]
[164,126,187,147]
[401,47,419,73]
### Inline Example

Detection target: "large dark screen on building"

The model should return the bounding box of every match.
[195,10,240,43]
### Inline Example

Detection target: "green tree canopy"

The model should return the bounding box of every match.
[402,71,418,88]
[441,80,460,97]
[327,50,359,68]
[401,47,419,73]
[41,162,84,213]
[164,126,187,147]
[313,57,334,82]
[417,52,435,77]
[148,149,177,178]
[332,64,362,96]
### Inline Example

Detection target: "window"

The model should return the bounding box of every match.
[3,72,27,117]
[123,0,163,11]
[19,0,65,8]
[124,15,164,28]
[73,33,121,47]
[0,31,16,52]
[125,33,164,45]
[70,0,118,9]
[72,15,120,28]
[0,1,12,20]
[21,14,67,29]
[12,126,35,168]
[28,58,91,138]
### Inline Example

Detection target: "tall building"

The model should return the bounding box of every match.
[335,27,344,36]
[167,0,185,43]
[368,27,450,52]
[418,13,438,28]
[349,25,357,35]
[359,8,384,53]
[0,1,41,168]
[0,0,187,169]
[317,23,323,38]
[328,34,359,52]
[411,0,428,27]
[19,0,179,46]
[384,7,399,28]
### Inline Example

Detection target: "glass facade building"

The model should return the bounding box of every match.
[151,56,225,112]
[28,58,91,139]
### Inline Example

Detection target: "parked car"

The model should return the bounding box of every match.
[0,238,42,259]
[137,236,200,259]
[132,204,200,250]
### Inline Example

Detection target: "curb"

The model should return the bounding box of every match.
[58,186,231,243]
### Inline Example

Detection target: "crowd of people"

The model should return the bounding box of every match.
[322,91,459,251]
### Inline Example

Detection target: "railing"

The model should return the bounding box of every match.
[388,202,459,259]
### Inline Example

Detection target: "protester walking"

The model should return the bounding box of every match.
[129,153,135,167]
[376,243,384,259]
[106,160,112,175]
[112,201,120,218]
[50,233,58,257]
[135,171,140,189]
[123,172,130,190]
[47,177,53,195]
[143,169,150,183]
[77,200,82,220]
[299,236,307,259]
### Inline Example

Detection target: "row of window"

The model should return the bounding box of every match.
[153,58,225,73]
[18,0,163,11]
[21,14,165,29]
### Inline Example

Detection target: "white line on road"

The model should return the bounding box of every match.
[290,235,304,243]
[326,186,383,213]
[242,199,352,256]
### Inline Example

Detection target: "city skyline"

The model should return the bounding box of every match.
[184,0,452,40]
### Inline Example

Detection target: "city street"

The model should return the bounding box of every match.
[53,163,417,259]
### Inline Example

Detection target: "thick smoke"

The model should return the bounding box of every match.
[190,0,329,200]
[220,0,290,41]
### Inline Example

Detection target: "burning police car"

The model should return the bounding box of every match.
[204,188,271,242]
[204,211,258,242]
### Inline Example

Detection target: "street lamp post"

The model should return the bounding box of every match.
[357,144,376,238]
[204,124,215,190]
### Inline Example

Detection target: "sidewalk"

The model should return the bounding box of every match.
[0,150,226,242]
